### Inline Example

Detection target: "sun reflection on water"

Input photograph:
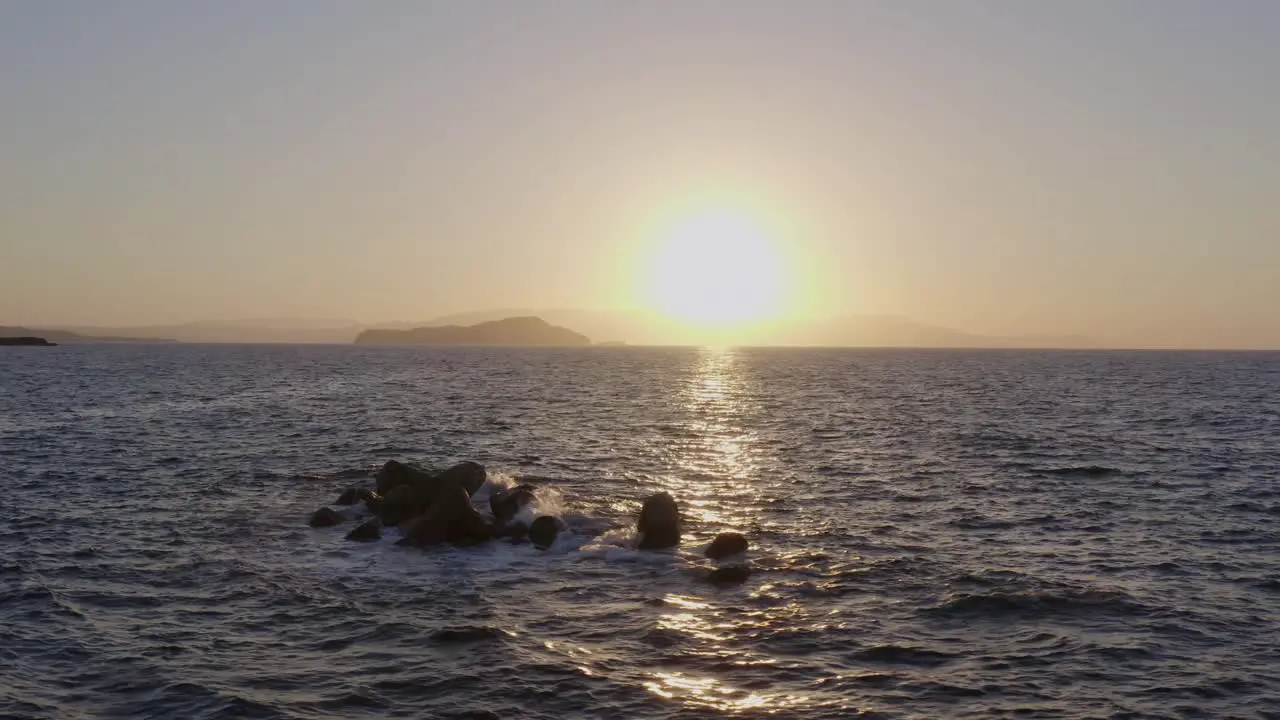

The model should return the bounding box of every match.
[643,671,770,709]
[643,591,796,712]
[636,350,833,714]
[657,594,732,643]
[655,347,766,528]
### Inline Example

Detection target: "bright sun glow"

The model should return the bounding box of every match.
[645,211,788,328]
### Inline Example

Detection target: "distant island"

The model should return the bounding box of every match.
[354,316,591,346]
[0,326,174,344]
[0,313,1119,347]
[0,336,56,346]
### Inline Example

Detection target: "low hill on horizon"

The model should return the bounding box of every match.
[413,309,1097,349]
[0,326,174,344]
[0,336,57,346]
[58,320,362,344]
[354,316,591,346]
[12,312,1102,347]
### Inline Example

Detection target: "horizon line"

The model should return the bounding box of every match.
[8,339,1279,352]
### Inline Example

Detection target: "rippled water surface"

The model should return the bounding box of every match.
[2,345,1278,719]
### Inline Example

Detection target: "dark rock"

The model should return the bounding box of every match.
[529,516,559,549]
[396,513,431,544]
[705,532,749,560]
[0,326,169,343]
[637,492,681,550]
[400,485,493,547]
[438,461,487,496]
[308,507,345,528]
[375,459,433,496]
[708,566,751,585]
[335,487,376,506]
[377,459,486,513]
[345,518,381,541]
[490,484,536,527]
[0,336,55,346]
[363,491,384,514]
[380,484,425,526]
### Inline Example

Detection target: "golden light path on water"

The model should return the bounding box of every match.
[515,348,848,715]
[658,347,762,528]
[641,348,811,713]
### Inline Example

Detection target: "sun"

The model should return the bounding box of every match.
[643,211,789,328]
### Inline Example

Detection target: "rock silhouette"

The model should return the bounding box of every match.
[302,459,740,564]
[438,461,487,497]
[0,326,171,343]
[490,484,536,528]
[345,518,381,541]
[705,532,749,560]
[375,459,432,496]
[637,492,681,550]
[308,507,345,528]
[308,458,502,547]
[529,516,559,549]
[375,459,487,506]
[0,336,56,346]
[379,484,423,526]
[399,484,493,547]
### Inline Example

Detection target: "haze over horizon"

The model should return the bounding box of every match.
[4,2,1279,349]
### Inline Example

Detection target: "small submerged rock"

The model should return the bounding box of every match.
[308,507,345,528]
[345,518,381,541]
[705,532,749,560]
[637,492,681,550]
[529,516,559,549]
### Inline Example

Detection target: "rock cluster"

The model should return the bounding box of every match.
[307,460,752,573]
[307,460,545,548]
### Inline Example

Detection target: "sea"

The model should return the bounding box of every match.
[1,344,1277,719]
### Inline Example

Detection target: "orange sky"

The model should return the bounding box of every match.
[2,2,1278,348]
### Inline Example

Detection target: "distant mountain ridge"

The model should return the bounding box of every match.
[762,314,1096,349]
[60,320,361,344]
[12,312,1097,347]
[0,326,174,344]
[354,316,591,346]
[408,310,1096,349]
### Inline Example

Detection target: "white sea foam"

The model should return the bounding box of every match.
[472,470,518,503]
[517,485,566,525]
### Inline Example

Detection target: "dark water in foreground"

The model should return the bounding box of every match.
[1,345,1278,719]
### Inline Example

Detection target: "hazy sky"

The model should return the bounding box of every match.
[3,1,1278,347]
